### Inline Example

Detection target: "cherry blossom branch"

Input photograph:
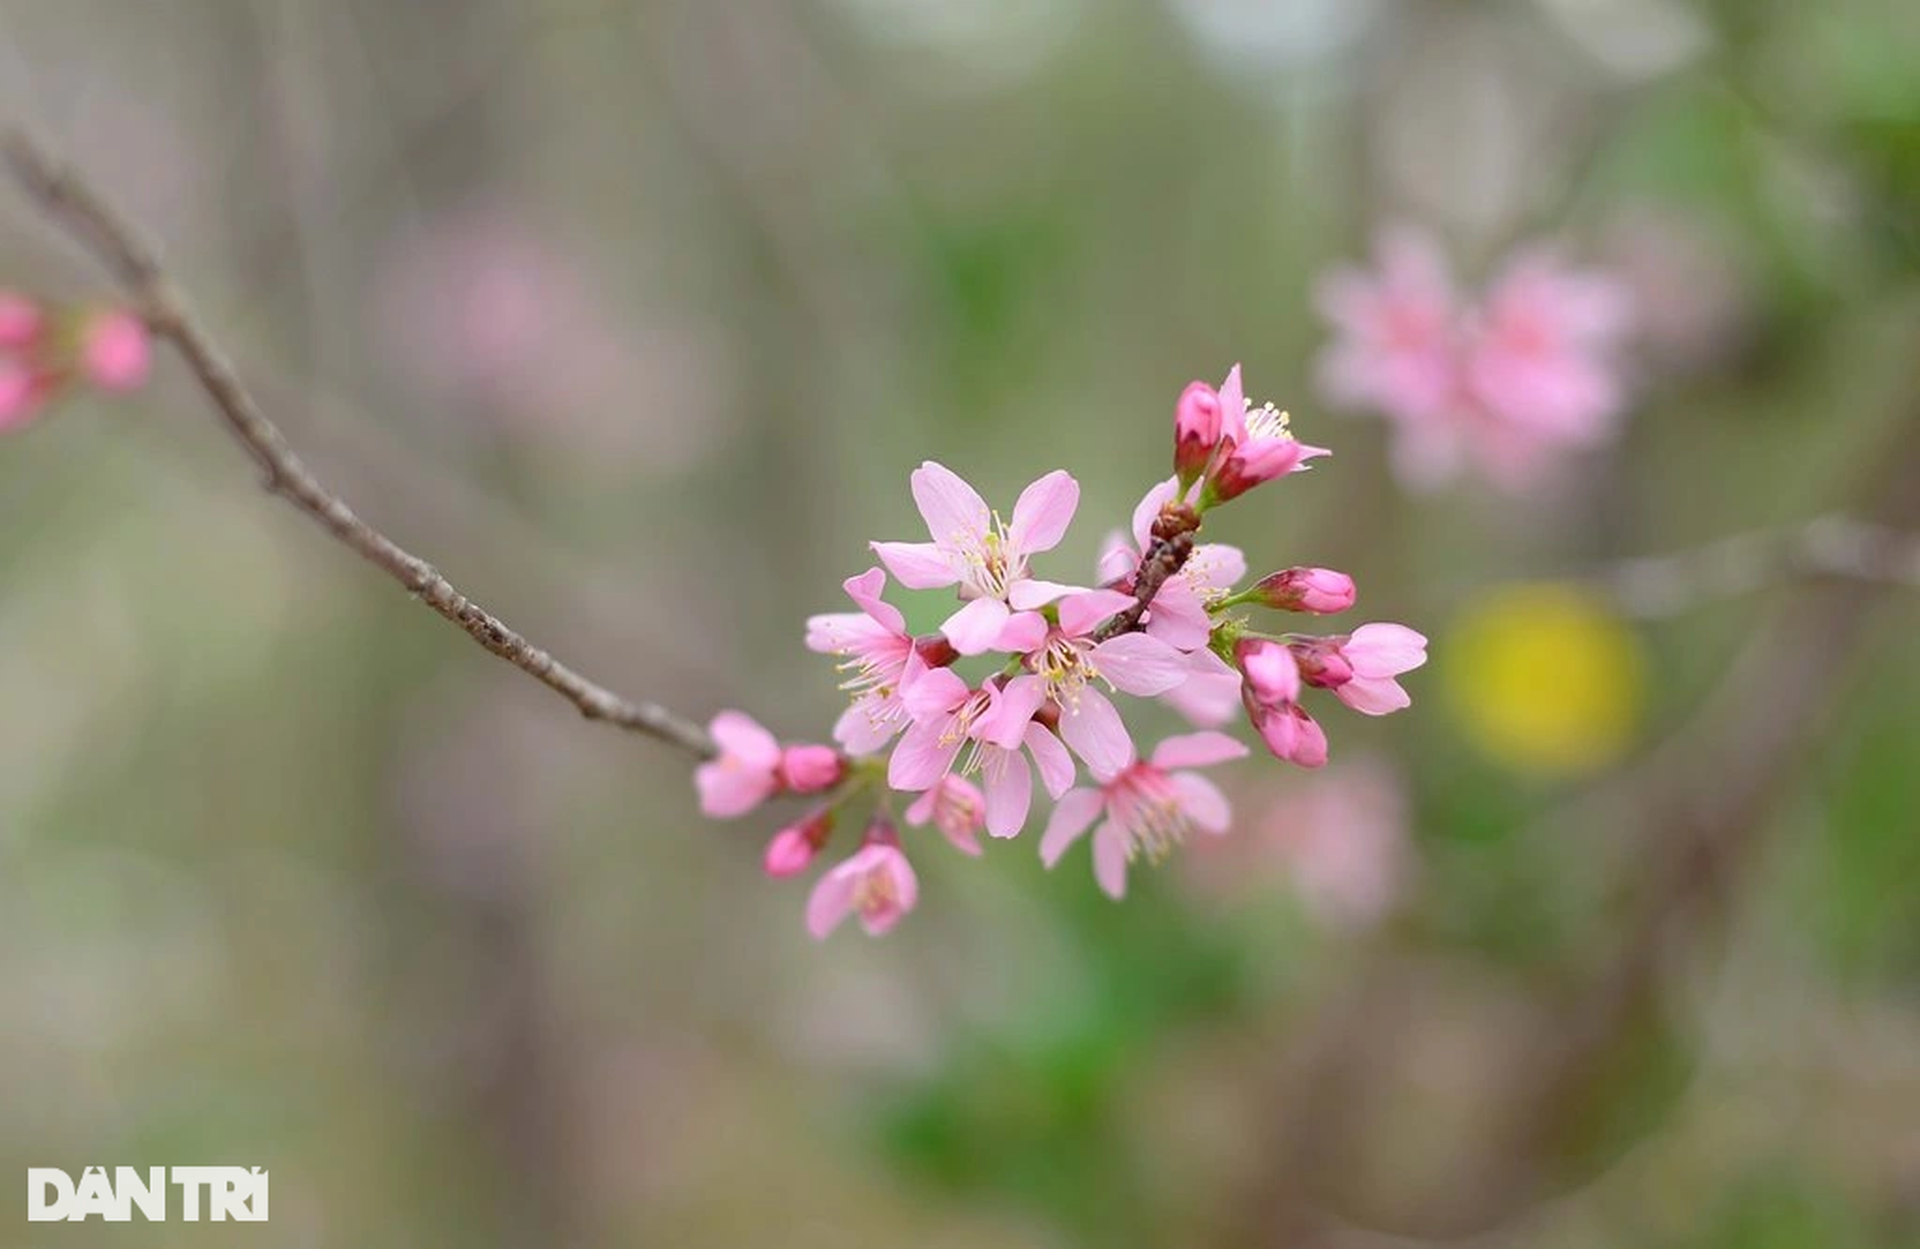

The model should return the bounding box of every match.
[1091,498,1201,642]
[1,128,714,760]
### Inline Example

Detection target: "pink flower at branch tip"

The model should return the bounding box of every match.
[807,823,918,938]
[1204,365,1329,505]
[1041,731,1248,898]
[872,461,1081,655]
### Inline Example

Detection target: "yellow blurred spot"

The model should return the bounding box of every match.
[1445,583,1643,775]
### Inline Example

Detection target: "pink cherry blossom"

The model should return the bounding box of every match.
[871,461,1080,655]
[1040,731,1248,898]
[905,775,988,857]
[693,710,783,818]
[1098,476,1245,650]
[807,831,918,938]
[1464,248,1631,447]
[1314,228,1635,492]
[806,567,924,754]
[1205,365,1329,504]
[80,308,152,392]
[1004,587,1188,778]
[887,669,1073,837]
[1314,228,1462,424]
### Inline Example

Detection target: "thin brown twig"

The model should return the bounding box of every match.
[2,128,714,760]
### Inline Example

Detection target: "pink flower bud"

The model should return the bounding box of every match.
[80,309,151,393]
[763,807,834,878]
[778,744,845,794]
[1173,380,1223,488]
[0,291,43,349]
[1288,637,1354,689]
[1235,637,1300,708]
[1252,702,1328,768]
[1251,567,1356,614]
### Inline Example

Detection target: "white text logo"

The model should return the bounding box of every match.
[27,1167,268,1222]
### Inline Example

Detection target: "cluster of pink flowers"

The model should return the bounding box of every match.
[0,291,151,431]
[1314,228,1633,491]
[695,366,1426,938]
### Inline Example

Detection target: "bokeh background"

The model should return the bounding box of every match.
[3,1,1919,1245]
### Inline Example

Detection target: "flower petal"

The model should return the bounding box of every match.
[1171,771,1233,833]
[983,748,1034,838]
[842,567,906,635]
[1150,730,1249,770]
[1334,674,1412,716]
[1143,577,1212,651]
[1097,529,1136,584]
[911,461,991,548]
[805,866,857,939]
[1130,477,1178,555]
[887,720,961,791]
[995,610,1051,653]
[1346,623,1429,677]
[902,666,969,720]
[1217,364,1246,442]
[1092,821,1130,899]
[1007,578,1082,610]
[1058,689,1135,780]
[1008,469,1080,556]
[872,540,957,590]
[977,674,1048,748]
[941,596,1013,656]
[710,711,781,768]
[1057,588,1136,638]
[1089,632,1187,695]
[1024,723,1076,799]
[1039,788,1103,867]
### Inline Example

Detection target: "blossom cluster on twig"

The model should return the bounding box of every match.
[697,366,1427,938]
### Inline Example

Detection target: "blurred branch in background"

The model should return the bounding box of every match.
[1233,380,1920,1247]
[1594,513,1920,619]
[1,126,714,759]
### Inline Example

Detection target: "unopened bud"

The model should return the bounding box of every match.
[764,807,834,877]
[79,308,151,393]
[1251,567,1356,614]
[1173,381,1223,489]
[779,744,845,794]
[1234,637,1300,707]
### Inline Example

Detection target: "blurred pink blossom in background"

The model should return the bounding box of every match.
[1187,757,1411,930]
[1315,227,1634,492]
